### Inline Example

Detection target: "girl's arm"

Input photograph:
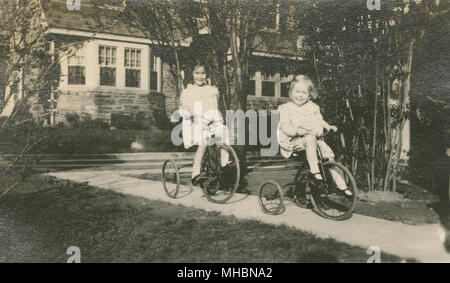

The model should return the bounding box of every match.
[315,105,337,132]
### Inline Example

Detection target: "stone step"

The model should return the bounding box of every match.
[5,152,287,166]
[31,162,300,173]
[3,151,275,160]
[4,152,299,173]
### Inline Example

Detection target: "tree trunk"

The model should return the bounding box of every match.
[0,68,23,119]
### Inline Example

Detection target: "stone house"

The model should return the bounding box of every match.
[42,0,174,124]
[3,0,307,126]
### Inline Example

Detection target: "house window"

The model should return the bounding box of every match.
[68,66,86,85]
[261,1,280,31]
[281,81,290,97]
[281,75,292,98]
[99,46,117,86]
[150,55,159,91]
[125,48,141,88]
[262,73,275,97]
[248,74,256,96]
[67,48,85,85]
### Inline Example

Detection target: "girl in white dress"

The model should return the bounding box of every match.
[278,75,352,196]
[179,62,229,185]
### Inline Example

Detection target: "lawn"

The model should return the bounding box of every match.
[0,174,403,263]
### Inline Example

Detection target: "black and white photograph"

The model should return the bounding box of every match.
[0,0,449,265]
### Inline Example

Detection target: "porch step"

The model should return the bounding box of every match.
[4,152,298,173]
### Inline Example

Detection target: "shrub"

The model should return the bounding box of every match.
[409,97,450,197]
[79,114,110,129]
[152,109,172,130]
[65,113,81,128]
[34,127,182,154]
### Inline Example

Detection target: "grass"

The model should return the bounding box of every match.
[0,174,404,263]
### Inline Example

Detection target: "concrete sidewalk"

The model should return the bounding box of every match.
[48,169,450,263]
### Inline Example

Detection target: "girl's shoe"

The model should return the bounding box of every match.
[338,187,354,197]
[309,172,327,196]
[309,172,325,183]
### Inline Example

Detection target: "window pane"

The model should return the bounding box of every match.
[281,82,290,97]
[99,46,105,65]
[150,56,157,71]
[111,47,116,65]
[100,46,116,66]
[150,70,158,90]
[131,50,135,67]
[126,69,141,88]
[100,67,116,86]
[106,47,111,65]
[125,49,130,67]
[68,66,86,85]
[68,48,83,65]
[248,79,255,96]
[136,50,141,67]
[262,81,275,97]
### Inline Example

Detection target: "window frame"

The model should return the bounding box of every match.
[99,45,117,87]
[60,40,156,91]
[247,71,292,99]
[67,47,86,85]
[150,54,161,92]
[124,48,142,88]
[68,66,86,85]
[261,73,276,97]
[280,74,291,98]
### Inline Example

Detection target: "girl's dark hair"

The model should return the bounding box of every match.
[183,59,210,86]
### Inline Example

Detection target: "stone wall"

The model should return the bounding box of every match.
[55,89,165,124]
[53,49,179,125]
[160,61,179,116]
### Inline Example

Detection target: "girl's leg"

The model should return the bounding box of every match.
[327,160,353,195]
[304,134,322,179]
[215,124,230,167]
[192,144,208,179]
[327,158,348,190]
[220,147,230,167]
[316,141,348,190]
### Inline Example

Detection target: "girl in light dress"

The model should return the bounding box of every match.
[178,61,229,185]
[278,75,352,196]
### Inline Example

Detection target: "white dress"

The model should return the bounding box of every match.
[277,101,335,159]
[179,84,228,149]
